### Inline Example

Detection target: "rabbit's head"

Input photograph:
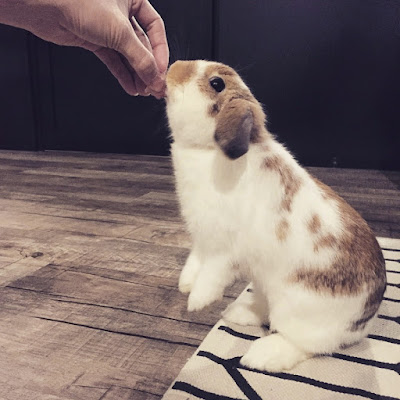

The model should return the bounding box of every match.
[166,60,267,159]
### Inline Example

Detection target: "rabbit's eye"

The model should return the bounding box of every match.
[209,77,225,93]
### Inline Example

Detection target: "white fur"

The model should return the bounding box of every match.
[222,284,269,326]
[167,62,217,150]
[241,333,310,372]
[166,61,376,372]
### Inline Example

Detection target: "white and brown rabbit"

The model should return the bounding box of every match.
[165,60,386,372]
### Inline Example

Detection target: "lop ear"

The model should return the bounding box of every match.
[214,99,254,160]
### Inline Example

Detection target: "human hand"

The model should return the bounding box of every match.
[0,0,169,98]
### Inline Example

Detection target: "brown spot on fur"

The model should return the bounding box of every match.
[291,230,385,298]
[350,283,386,331]
[166,60,196,87]
[208,103,220,116]
[313,233,338,252]
[198,64,247,102]
[263,154,281,171]
[211,64,237,77]
[289,176,386,327]
[263,155,302,212]
[276,218,290,242]
[308,214,322,234]
[198,62,266,145]
[291,263,361,296]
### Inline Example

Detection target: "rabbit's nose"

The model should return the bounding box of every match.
[167,60,197,87]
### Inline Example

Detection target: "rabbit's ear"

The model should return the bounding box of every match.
[214,99,254,159]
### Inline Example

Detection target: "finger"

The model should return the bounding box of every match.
[130,16,164,97]
[120,55,147,96]
[132,0,169,74]
[130,15,153,95]
[116,19,165,94]
[131,15,152,52]
[94,47,138,96]
[134,73,148,97]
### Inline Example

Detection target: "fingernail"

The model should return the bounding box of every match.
[144,86,164,99]
[153,91,165,100]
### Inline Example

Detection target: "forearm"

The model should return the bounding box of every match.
[0,0,58,29]
[0,0,20,26]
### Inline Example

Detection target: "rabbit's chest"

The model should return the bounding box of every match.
[172,148,248,230]
[179,166,241,225]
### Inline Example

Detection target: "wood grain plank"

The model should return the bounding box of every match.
[0,149,171,164]
[100,387,160,400]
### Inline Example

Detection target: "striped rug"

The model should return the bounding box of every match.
[163,237,400,400]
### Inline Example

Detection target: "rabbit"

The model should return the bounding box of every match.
[165,60,387,372]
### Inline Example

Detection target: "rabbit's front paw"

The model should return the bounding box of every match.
[222,301,266,327]
[179,270,196,294]
[187,283,223,312]
[179,251,202,294]
[222,289,269,327]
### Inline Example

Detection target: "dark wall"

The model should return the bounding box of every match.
[0,25,36,150]
[216,0,400,170]
[1,0,399,170]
